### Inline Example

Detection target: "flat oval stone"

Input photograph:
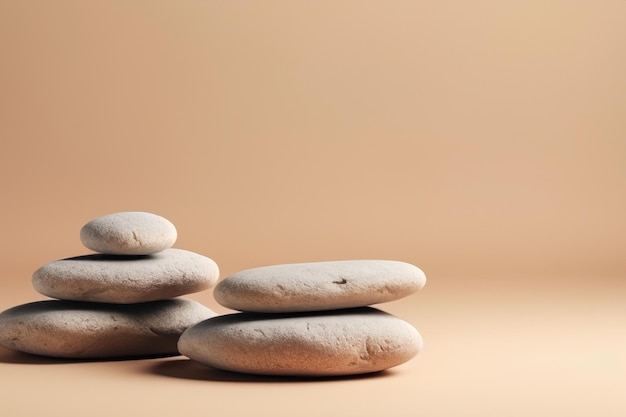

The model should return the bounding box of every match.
[214,260,426,312]
[32,249,219,304]
[179,307,422,376]
[0,299,215,358]
[80,211,177,255]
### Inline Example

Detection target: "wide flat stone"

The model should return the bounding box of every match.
[178,307,422,376]
[32,249,219,303]
[0,299,215,358]
[80,211,177,255]
[214,260,426,312]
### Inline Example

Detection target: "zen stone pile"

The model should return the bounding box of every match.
[0,211,427,376]
[179,260,426,376]
[0,212,219,358]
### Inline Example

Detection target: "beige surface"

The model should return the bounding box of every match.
[1,277,625,417]
[0,1,625,416]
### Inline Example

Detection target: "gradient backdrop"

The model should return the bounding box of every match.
[1,1,624,416]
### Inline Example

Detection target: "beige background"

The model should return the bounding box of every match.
[0,1,625,416]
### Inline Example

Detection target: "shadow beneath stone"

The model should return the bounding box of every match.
[146,358,395,383]
[0,346,177,365]
[63,254,152,262]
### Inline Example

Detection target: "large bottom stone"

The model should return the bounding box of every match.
[0,299,215,358]
[178,307,422,376]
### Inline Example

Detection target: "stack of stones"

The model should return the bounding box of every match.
[0,212,219,359]
[179,260,426,376]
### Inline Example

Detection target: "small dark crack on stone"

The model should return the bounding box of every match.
[253,328,267,338]
[333,278,348,284]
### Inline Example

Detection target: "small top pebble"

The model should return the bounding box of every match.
[214,260,426,313]
[80,211,177,255]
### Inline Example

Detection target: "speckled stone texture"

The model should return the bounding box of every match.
[214,260,426,312]
[0,299,216,358]
[32,249,219,303]
[178,307,423,376]
[80,211,177,255]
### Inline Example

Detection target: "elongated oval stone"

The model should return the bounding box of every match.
[32,249,219,304]
[178,307,422,376]
[80,211,177,255]
[214,260,426,312]
[0,299,215,358]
